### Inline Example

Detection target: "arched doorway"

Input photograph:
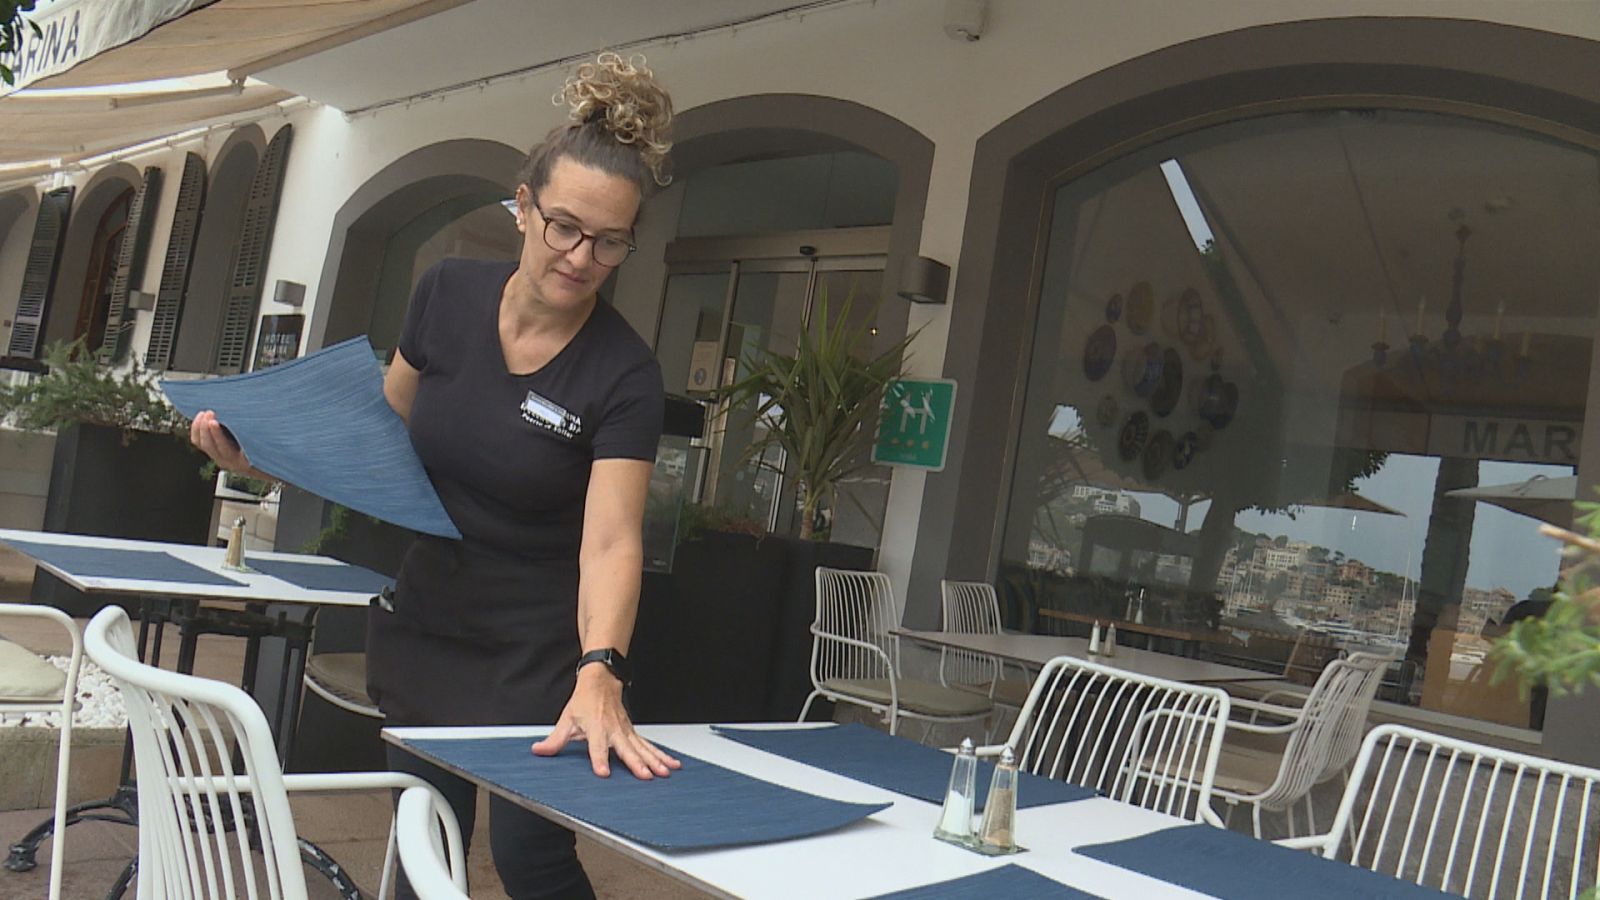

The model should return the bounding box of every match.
[44,164,139,351]
[73,188,133,355]
[308,139,524,355]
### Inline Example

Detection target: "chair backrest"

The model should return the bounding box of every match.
[1324,723,1600,900]
[1254,651,1392,812]
[812,568,900,684]
[938,580,1003,688]
[0,603,83,900]
[84,606,308,900]
[1003,654,1231,823]
[397,786,471,900]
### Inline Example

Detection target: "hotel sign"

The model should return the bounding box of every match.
[1426,415,1580,465]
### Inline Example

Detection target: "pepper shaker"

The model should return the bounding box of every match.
[976,746,1019,853]
[1104,623,1118,659]
[1088,621,1102,656]
[223,517,247,570]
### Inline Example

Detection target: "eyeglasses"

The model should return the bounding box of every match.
[529,200,636,268]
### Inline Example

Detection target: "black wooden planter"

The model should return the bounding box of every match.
[630,531,874,724]
[31,423,216,617]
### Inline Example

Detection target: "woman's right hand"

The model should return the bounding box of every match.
[190,410,252,473]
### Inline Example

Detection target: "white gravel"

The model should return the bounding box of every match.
[0,656,127,729]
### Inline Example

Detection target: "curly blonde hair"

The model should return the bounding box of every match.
[517,52,674,202]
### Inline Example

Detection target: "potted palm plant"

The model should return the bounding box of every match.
[717,288,916,540]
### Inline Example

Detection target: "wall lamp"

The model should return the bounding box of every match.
[897,255,951,305]
[273,279,306,307]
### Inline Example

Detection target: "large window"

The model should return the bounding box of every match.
[1002,109,1600,731]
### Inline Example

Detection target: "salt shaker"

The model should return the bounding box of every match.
[223,517,247,570]
[1104,623,1118,659]
[1088,621,1102,656]
[976,746,1019,853]
[934,737,978,844]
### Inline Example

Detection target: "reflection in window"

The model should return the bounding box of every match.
[1001,109,1598,731]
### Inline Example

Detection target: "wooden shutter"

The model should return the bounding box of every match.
[97,166,163,364]
[215,125,292,374]
[146,153,207,371]
[5,187,74,360]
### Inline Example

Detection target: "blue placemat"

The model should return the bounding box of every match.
[1077,824,1462,899]
[162,336,461,539]
[0,538,245,587]
[246,558,393,594]
[400,736,890,851]
[867,865,1102,899]
[713,724,1095,809]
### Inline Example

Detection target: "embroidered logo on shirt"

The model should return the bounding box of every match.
[520,390,582,439]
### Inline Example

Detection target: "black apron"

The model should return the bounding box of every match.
[366,535,580,727]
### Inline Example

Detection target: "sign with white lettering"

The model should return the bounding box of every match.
[1,0,206,96]
[1426,415,1581,465]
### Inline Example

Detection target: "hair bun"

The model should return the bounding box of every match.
[555,52,674,185]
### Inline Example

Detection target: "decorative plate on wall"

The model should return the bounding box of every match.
[1198,373,1239,430]
[1118,411,1150,461]
[1149,347,1184,417]
[1173,431,1199,470]
[1122,341,1164,398]
[1105,292,1124,324]
[1083,324,1117,381]
[1143,430,1174,481]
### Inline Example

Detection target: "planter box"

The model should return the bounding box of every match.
[630,532,873,724]
[0,726,124,812]
[31,424,216,617]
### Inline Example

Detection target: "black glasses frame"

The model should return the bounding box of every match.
[529,200,636,268]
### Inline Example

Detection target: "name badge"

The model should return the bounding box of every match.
[520,390,582,439]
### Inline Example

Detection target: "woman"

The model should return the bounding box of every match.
[191,52,680,899]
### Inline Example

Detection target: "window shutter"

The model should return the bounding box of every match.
[5,187,74,360]
[98,166,163,364]
[215,125,292,374]
[146,153,207,371]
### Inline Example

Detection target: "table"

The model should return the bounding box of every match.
[1037,607,1219,652]
[0,528,392,900]
[894,629,1280,685]
[385,723,1218,899]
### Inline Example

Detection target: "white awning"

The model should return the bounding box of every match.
[1,0,211,96]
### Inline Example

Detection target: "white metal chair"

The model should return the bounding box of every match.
[396,786,472,899]
[0,603,83,900]
[938,580,1034,717]
[1283,723,1600,899]
[84,605,466,899]
[982,653,1231,824]
[303,651,382,719]
[1211,651,1392,837]
[799,568,992,738]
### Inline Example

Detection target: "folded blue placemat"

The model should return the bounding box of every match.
[866,865,1103,899]
[0,539,245,587]
[713,724,1095,809]
[246,557,393,595]
[1077,824,1462,899]
[400,736,890,851]
[161,336,460,539]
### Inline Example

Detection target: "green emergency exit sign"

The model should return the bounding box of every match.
[872,378,957,471]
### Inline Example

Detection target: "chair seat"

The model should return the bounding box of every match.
[0,638,66,703]
[822,677,992,717]
[954,678,1032,708]
[305,652,379,714]
[1210,743,1284,796]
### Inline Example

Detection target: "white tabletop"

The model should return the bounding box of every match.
[0,528,387,608]
[895,629,1279,684]
[384,722,1214,900]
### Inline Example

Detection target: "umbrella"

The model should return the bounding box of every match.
[1446,474,1577,527]
[1313,491,1403,516]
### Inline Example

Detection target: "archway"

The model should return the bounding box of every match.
[45,163,139,350]
[172,125,264,372]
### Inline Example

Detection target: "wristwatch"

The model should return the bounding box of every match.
[576,648,632,687]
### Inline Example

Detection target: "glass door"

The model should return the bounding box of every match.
[654,229,890,540]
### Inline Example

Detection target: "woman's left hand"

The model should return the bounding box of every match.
[531,666,681,779]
